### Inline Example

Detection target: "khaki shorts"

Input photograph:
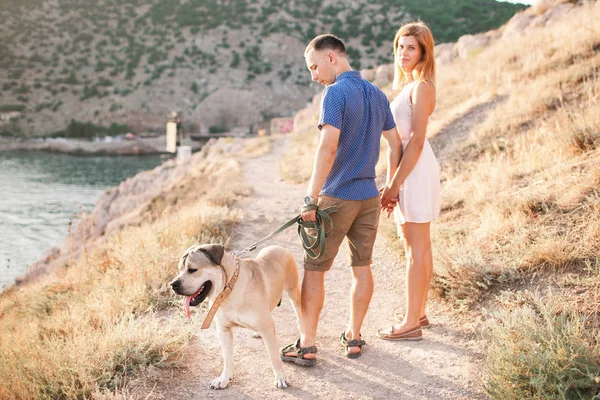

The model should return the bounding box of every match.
[304,194,381,272]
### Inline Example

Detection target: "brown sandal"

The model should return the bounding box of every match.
[394,314,431,328]
[340,332,366,358]
[376,326,423,341]
[280,339,317,366]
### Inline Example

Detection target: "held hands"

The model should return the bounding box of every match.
[379,184,399,218]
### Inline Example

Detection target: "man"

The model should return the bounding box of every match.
[281,34,401,364]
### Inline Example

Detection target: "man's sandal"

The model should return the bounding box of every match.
[340,332,366,359]
[280,339,317,366]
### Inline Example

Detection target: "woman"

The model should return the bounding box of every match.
[377,21,440,341]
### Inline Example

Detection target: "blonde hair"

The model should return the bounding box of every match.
[392,21,436,90]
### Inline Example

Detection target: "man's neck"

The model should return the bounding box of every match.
[334,64,353,82]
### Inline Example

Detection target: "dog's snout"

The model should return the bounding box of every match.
[171,280,181,290]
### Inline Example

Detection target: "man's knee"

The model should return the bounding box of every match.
[350,264,373,279]
[304,269,326,279]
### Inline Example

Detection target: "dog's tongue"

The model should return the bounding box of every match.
[184,296,192,318]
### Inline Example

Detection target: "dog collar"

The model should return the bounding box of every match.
[201,255,240,329]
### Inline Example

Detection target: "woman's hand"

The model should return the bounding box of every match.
[380,184,399,218]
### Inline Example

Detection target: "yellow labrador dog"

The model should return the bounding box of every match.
[170,244,301,389]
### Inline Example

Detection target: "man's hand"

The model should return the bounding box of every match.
[301,209,317,222]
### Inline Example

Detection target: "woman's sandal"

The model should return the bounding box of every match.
[376,325,423,341]
[340,331,366,359]
[280,339,317,366]
[394,313,431,328]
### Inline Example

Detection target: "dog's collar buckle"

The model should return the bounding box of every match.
[200,256,241,330]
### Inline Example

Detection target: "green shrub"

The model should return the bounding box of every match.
[484,294,600,400]
[80,84,101,100]
[14,83,29,94]
[0,104,25,112]
[230,51,240,68]
[8,69,24,79]
[97,77,113,86]
[2,81,17,91]
[64,72,79,85]
[208,125,226,134]
[51,100,63,112]
[73,32,94,44]
[50,119,132,139]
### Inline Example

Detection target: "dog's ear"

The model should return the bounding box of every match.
[199,244,225,265]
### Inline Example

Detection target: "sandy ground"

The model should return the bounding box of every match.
[131,134,490,400]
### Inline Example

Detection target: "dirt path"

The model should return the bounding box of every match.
[133,135,490,399]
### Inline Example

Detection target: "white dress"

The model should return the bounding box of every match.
[389,81,440,228]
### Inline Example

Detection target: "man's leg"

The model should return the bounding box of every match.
[281,269,324,361]
[345,265,374,355]
[299,270,325,358]
[344,195,380,355]
[282,195,353,361]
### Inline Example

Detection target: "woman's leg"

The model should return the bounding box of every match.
[394,222,432,332]
[420,233,433,318]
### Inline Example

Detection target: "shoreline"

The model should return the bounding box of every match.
[0,135,206,156]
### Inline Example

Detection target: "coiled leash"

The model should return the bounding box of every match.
[199,206,337,328]
[232,206,338,258]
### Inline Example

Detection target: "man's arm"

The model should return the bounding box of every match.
[382,127,402,185]
[302,123,340,222]
[380,127,402,214]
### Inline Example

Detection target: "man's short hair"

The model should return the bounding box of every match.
[304,34,346,56]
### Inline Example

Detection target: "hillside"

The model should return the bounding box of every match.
[283,0,600,398]
[1,1,599,398]
[0,0,524,137]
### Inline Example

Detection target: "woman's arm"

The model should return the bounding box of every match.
[384,81,435,197]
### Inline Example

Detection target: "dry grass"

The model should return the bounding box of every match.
[0,206,238,399]
[431,2,600,307]
[484,292,600,399]
[278,2,600,397]
[0,137,259,399]
[242,136,274,158]
[426,3,600,397]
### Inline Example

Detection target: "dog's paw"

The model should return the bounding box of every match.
[209,375,231,390]
[274,377,290,389]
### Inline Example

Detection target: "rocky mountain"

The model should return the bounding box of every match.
[0,0,525,137]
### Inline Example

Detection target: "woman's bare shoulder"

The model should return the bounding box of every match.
[411,81,436,112]
[413,80,435,95]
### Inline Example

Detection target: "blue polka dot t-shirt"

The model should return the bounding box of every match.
[318,70,396,200]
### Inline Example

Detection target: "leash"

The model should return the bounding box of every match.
[199,206,337,328]
[232,206,338,259]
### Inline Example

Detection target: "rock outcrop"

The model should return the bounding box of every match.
[434,0,579,65]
